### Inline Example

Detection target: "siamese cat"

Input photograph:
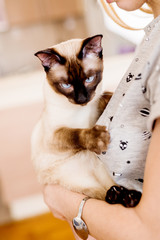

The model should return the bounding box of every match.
[32,35,115,200]
[31,35,142,206]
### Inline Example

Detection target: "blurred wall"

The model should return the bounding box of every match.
[0,0,135,77]
[0,0,87,76]
[0,0,136,226]
[84,0,135,57]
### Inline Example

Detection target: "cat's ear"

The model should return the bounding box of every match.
[35,49,66,71]
[78,34,103,59]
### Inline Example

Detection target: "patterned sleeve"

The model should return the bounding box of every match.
[147,66,160,131]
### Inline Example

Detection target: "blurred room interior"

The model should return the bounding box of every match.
[0,0,152,239]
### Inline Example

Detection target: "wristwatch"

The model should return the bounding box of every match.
[72,196,90,240]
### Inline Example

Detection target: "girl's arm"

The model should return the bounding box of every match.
[43,118,160,240]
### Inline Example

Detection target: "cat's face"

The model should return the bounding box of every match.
[35,35,103,105]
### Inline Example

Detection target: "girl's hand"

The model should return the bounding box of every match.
[43,184,85,221]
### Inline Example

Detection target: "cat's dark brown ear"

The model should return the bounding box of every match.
[35,49,66,72]
[78,34,103,59]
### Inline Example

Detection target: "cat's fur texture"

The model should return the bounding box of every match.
[31,35,114,200]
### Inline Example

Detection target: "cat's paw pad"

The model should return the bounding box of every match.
[85,125,110,154]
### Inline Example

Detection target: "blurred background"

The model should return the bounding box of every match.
[0,0,152,239]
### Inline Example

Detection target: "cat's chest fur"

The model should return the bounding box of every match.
[56,104,98,128]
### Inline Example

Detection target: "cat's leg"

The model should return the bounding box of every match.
[98,91,113,116]
[53,125,110,154]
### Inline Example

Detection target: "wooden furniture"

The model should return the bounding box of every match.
[0,212,75,240]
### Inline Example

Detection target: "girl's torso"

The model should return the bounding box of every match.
[97,15,160,191]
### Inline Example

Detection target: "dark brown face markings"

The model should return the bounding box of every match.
[35,48,66,72]
[66,61,103,105]
[66,59,87,104]
[35,35,104,105]
[78,34,103,59]
[46,56,103,105]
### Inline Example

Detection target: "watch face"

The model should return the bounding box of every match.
[73,217,89,240]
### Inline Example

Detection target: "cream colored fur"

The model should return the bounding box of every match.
[31,38,114,200]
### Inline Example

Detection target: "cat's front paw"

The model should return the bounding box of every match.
[83,125,110,154]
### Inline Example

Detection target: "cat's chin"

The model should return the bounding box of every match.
[68,98,88,106]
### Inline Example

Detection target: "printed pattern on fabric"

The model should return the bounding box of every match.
[97,15,160,192]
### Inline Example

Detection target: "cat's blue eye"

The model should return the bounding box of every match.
[61,83,72,89]
[85,76,94,83]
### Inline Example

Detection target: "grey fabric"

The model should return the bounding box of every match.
[97,15,160,192]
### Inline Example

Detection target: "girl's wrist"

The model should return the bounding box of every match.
[64,190,86,221]
[43,184,86,221]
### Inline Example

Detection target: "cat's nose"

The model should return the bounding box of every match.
[76,94,88,105]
